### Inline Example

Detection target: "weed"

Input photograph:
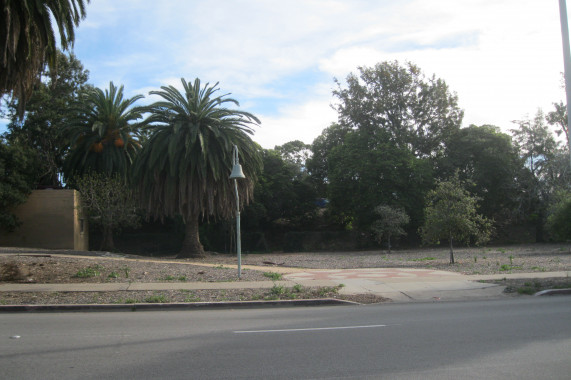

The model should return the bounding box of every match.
[184,293,200,302]
[318,286,341,296]
[161,275,176,281]
[108,271,119,279]
[124,299,137,304]
[531,266,546,272]
[499,264,522,272]
[74,265,104,278]
[270,284,285,296]
[411,257,435,261]
[498,248,506,254]
[122,267,131,278]
[517,287,536,295]
[263,272,283,281]
[144,294,168,303]
[293,284,304,293]
[177,275,187,282]
[474,256,478,263]
[482,255,487,260]
[509,255,514,265]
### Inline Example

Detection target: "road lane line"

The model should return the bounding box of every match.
[234,324,387,334]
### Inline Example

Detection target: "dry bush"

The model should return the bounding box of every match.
[0,262,24,281]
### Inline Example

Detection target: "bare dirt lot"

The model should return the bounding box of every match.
[1,244,570,305]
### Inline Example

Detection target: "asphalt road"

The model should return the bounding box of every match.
[1,297,570,379]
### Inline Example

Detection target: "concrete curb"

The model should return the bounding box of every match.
[534,288,571,296]
[0,298,359,313]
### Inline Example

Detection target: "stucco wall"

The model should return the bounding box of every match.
[0,190,88,250]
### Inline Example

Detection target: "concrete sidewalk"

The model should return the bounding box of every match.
[1,266,569,303]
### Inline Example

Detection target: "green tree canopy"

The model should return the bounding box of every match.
[420,174,492,264]
[0,139,38,231]
[1,0,89,116]
[244,149,317,230]
[63,82,144,181]
[133,78,262,258]
[327,129,432,231]
[372,205,410,253]
[333,61,463,158]
[306,123,350,195]
[4,51,90,187]
[440,124,524,224]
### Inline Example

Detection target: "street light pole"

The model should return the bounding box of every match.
[559,0,571,168]
[229,145,246,279]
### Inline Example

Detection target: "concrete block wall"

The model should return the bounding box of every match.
[0,190,88,250]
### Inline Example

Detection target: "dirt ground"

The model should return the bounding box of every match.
[1,243,570,305]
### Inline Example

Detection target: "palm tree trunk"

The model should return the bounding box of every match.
[178,216,205,258]
[449,233,455,264]
[100,225,115,252]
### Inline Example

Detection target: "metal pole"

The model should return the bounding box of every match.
[234,178,242,279]
[559,0,571,167]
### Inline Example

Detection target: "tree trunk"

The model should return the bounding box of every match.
[178,216,205,258]
[100,225,115,252]
[449,233,455,264]
[387,234,392,253]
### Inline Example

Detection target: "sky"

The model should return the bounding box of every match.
[2,0,569,148]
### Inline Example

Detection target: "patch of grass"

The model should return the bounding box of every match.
[161,275,176,281]
[73,265,104,278]
[318,285,343,297]
[517,287,536,295]
[499,264,523,272]
[177,275,187,282]
[182,291,200,302]
[270,284,286,296]
[499,264,511,271]
[144,294,169,303]
[124,299,137,304]
[292,284,304,293]
[263,272,283,281]
[108,271,119,279]
[531,266,546,272]
[411,257,435,262]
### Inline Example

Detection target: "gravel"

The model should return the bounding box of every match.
[1,244,569,306]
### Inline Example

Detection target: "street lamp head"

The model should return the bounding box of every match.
[229,145,246,180]
[230,163,246,179]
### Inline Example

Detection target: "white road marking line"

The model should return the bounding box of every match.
[234,324,387,334]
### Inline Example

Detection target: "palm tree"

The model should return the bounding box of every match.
[63,82,144,181]
[1,0,89,116]
[133,78,262,258]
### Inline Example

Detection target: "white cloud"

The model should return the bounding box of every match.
[255,99,337,149]
[2,0,568,142]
